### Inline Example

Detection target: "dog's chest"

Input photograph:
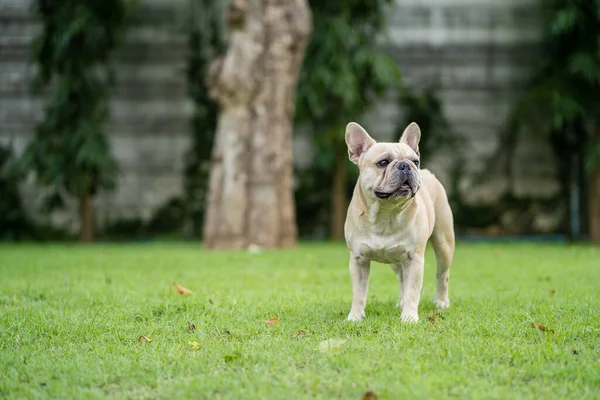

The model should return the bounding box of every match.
[356,234,411,264]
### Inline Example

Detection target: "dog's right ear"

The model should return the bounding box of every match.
[346,122,375,165]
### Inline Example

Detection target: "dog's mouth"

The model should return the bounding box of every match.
[374,182,412,199]
[374,190,394,199]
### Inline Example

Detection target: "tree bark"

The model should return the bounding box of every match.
[330,143,347,241]
[79,188,93,243]
[588,124,600,245]
[203,0,311,249]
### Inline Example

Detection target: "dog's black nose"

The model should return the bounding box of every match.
[397,161,411,171]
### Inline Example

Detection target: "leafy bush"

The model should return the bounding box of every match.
[17,0,130,242]
[0,146,34,240]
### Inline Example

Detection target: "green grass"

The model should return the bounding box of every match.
[0,242,599,399]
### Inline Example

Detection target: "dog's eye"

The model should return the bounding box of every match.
[413,159,420,167]
[376,159,390,168]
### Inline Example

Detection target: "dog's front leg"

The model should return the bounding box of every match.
[347,254,370,321]
[400,253,424,323]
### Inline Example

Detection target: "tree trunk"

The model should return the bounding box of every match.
[203,0,311,249]
[588,124,600,245]
[330,143,347,241]
[79,189,93,243]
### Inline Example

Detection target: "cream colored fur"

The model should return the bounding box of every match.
[344,122,455,323]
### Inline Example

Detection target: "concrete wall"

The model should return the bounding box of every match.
[0,0,192,231]
[363,0,562,232]
[0,0,563,234]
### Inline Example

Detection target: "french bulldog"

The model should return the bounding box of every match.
[344,122,455,323]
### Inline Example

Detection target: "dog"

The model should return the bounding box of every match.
[344,122,455,323]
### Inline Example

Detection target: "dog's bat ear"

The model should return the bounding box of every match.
[346,122,375,165]
[399,122,421,154]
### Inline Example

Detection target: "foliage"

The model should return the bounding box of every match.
[294,156,358,238]
[17,0,129,230]
[294,0,400,238]
[0,146,34,240]
[183,0,225,237]
[296,0,400,133]
[499,0,600,168]
[494,0,600,239]
[147,197,187,234]
[99,197,186,240]
[1,243,600,398]
[534,0,600,135]
[395,85,459,166]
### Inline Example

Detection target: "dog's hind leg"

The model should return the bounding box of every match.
[430,196,455,309]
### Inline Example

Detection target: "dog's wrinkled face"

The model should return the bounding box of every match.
[346,122,422,202]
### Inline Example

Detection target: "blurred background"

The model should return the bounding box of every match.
[0,0,599,245]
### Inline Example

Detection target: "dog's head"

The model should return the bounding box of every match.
[346,122,421,201]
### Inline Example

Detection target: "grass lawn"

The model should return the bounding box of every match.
[0,242,599,399]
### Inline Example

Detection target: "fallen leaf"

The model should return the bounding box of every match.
[138,336,153,343]
[362,391,379,400]
[188,322,196,331]
[531,322,546,331]
[264,317,279,325]
[531,322,554,333]
[173,282,193,295]
[427,316,436,324]
[188,340,200,350]
[291,330,305,339]
[549,289,556,296]
[318,338,346,353]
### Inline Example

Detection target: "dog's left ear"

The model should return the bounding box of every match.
[399,122,421,155]
[346,122,375,165]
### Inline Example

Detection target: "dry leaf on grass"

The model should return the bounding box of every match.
[318,338,346,353]
[263,317,280,325]
[173,282,193,295]
[362,391,379,400]
[549,289,556,296]
[291,330,305,339]
[188,322,196,331]
[531,322,554,333]
[138,336,153,343]
[426,311,444,324]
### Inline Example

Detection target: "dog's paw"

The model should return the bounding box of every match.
[400,311,419,323]
[347,311,365,322]
[434,296,450,309]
